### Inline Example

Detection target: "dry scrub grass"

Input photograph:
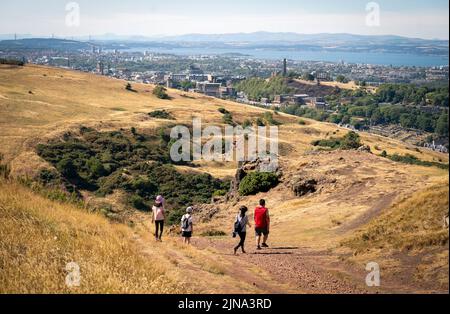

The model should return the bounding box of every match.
[343,181,449,252]
[0,179,187,294]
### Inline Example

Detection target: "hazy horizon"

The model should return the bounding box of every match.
[1,31,449,42]
[0,0,448,40]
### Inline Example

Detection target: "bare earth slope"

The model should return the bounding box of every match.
[1,64,448,293]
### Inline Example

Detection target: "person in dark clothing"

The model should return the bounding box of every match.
[234,206,251,255]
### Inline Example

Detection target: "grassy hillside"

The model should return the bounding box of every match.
[1,64,449,293]
[344,182,449,251]
[0,179,184,293]
[0,179,299,294]
[341,181,449,291]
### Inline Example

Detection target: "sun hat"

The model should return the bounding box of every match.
[156,195,165,204]
[186,207,193,214]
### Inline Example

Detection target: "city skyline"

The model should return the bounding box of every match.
[0,0,448,40]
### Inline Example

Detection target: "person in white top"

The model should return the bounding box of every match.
[151,195,165,242]
[233,206,251,255]
[181,207,194,245]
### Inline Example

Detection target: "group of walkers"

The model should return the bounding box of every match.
[150,195,195,245]
[150,195,270,254]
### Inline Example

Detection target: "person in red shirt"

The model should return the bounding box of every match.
[254,199,270,250]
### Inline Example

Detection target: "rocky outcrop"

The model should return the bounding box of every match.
[357,145,372,153]
[194,204,221,223]
[291,178,318,197]
[289,173,337,197]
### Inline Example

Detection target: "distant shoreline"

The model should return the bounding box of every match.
[124,46,449,67]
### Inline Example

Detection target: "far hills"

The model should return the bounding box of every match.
[0,32,448,56]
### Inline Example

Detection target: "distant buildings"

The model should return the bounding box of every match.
[424,141,449,153]
[196,82,222,97]
[308,97,328,110]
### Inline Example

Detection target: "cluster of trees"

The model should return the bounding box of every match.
[282,82,449,138]
[376,83,449,107]
[336,75,349,83]
[36,127,229,223]
[234,76,292,101]
[0,58,25,66]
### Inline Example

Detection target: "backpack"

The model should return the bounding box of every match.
[182,215,191,230]
[234,215,244,233]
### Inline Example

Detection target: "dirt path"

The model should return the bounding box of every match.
[195,237,369,294]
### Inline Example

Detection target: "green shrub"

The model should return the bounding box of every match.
[129,194,148,211]
[87,157,108,178]
[222,113,235,126]
[239,172,279,196]
[213,189,228,197]
[125,83,135,92]
[385,153,449,170]
[242,119,252,128]
[255,117,265,127]
[341,131,361,149]
[153,86,170,99]
[201,230,227,237]
[311,131,361,150]
[56,158,78,179]
[263,112,281,126]
[148,110,175,120]
[218,107,230,115]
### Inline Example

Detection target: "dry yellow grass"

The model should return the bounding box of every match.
[0,179,189,293]
[343,181,449,252]
[339,181,449,291]
[0,179,284,294]
[1,64,449,293]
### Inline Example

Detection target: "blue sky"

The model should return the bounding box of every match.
[0,0,448,39]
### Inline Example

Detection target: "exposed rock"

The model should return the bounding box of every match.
[195,204,221,223]
[357,145,372,153]
[291,178,318,197]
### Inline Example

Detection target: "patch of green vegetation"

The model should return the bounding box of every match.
[239,172,279,196]
[242,119,252,128]
[282,83,449,139]
[148,110,175,120]
[262,112,281,126]
[111,107,127,112]
[213,189,228,197]
[218,107,230,115]
[222,113,235,126]
[383,153,449,170]
[125,83,137,92]
[153,86,170,100]
[234,76,292,101]
[36,127,229,222]
[217,108,235,126]
[201,230,227,237]
[0,58,24,66]
[311,131,362,150]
